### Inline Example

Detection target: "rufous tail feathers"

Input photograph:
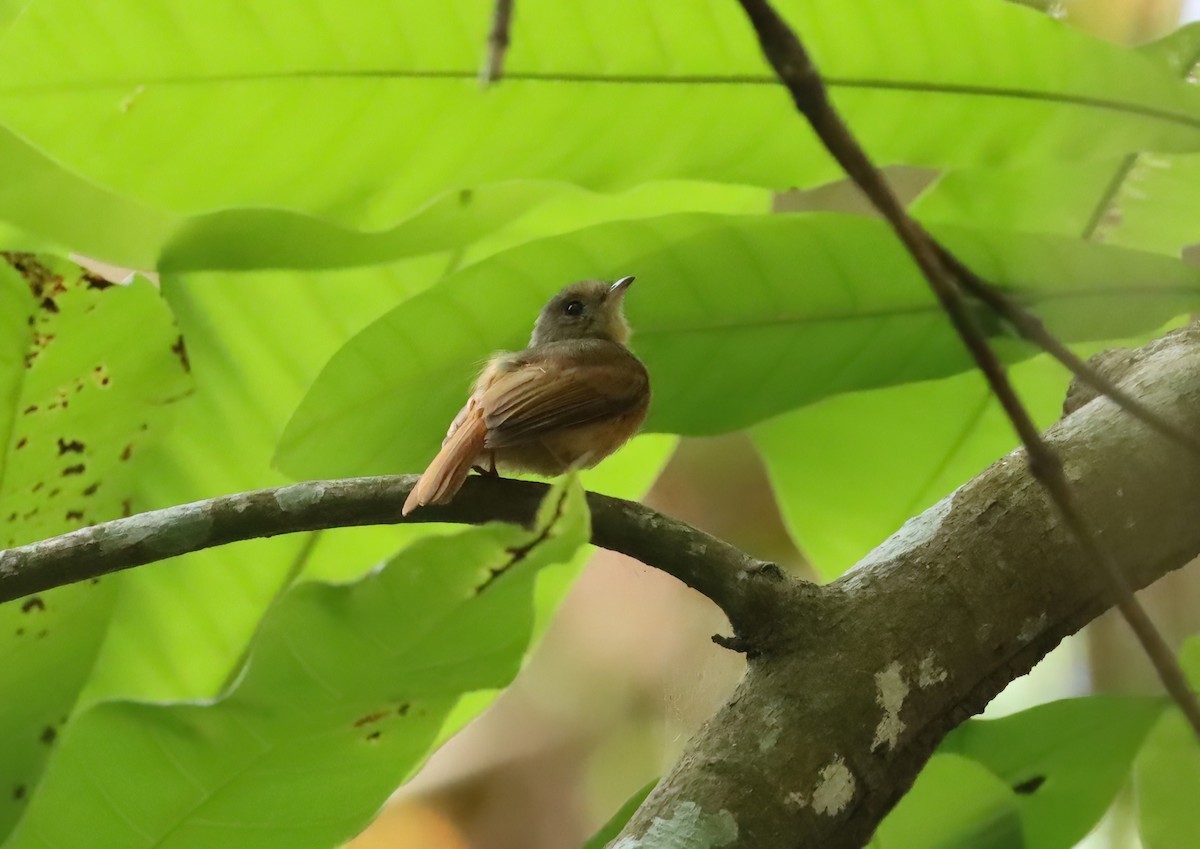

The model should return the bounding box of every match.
[402,412,486,515]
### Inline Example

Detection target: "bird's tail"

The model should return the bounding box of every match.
[402,413,486,515]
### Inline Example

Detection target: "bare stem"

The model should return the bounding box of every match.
[480,0,516,86]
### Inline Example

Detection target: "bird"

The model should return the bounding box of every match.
[402,276,650,515]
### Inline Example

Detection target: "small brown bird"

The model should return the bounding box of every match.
[402,276,650,515]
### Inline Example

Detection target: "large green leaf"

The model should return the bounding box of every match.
[913,24,1200,255]
[0,256,190,841]
[0,259,190,549]
[79,260,443,708]
[874,754,1024,849]
[913,159,1120,241]
[276,212,1200,479]
[914,150,1200,257]
[164,180,767,273]
[0,128,175,269]
[0,0,27,30]
[943,696,1166,849]
[0,0,1196,233]
[752,323,1170,579]
[0,140,561,273]
[0,584,114,843]
[0,118,768,272]
[3,482,589,849]
[1134,637,1200,849]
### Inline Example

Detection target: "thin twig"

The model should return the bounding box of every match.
[934,244,1200,454]
[734,0,1200,735]
[480,0,516,86]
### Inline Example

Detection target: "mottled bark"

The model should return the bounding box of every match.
[613,326,1200,848]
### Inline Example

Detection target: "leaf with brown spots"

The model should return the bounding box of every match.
[0,254,191,550]
[0,254,189,838]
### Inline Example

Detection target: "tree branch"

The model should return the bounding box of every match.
[3,328,1199,848]
[733,0,1200,735]
[0,474,790,640]
[613,322,1200,849]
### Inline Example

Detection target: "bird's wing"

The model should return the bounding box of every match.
[479,343,648,448]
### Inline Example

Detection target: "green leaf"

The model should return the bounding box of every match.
[0,0,29,31]
[276,212,1200,479]
[0,585,115,843]
[753,322,1172,579]
[913,24,1200,255]
[5,481,589,849]
[162,180,768,274]
[1134,636,1200,849]
[158,183,567,272]
[913,159,1121,241]
[1138,22,1200,79]
[942,696,1166,849]
[0,255,190,841]
[582,779,658,849]
[0,128,176,269]
[914,150,1200,257]
[0,0,1197,232]
[1095,153,1200,255]
[80,260,444,707]
[0,224,57,257]
[875,754,1024,849]
[754,351,1076,578]
[1136,707,1200,849]
[0,259,190,549]
[0,117,766,273]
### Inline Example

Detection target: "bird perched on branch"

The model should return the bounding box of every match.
[402,276,650,515]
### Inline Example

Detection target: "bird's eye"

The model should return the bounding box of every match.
[564,300,584,316]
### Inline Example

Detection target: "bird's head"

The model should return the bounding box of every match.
[530,276,636,346]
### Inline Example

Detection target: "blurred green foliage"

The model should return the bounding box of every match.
[0,2,1197,848]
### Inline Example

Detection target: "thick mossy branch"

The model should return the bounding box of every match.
[614,324,1200,849]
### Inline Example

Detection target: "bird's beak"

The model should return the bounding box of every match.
[608,276,635,299]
